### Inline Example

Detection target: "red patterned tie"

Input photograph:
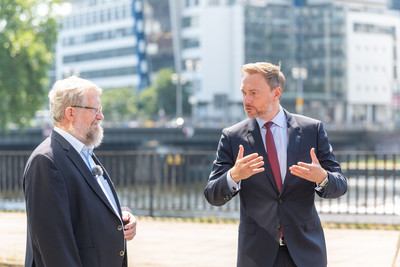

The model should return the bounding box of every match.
[265,122,282,192]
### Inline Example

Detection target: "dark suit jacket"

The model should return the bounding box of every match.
[204,109,347,267]
[23,131,127,267]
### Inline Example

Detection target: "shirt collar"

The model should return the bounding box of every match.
[256,106,286,130]
[53,126,93,155]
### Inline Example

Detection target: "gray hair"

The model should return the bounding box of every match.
[242,62,285,90]
[48,76,102,124]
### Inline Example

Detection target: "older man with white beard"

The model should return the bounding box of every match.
[23,76,137,267]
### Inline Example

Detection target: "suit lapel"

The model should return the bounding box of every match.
[52,131,121,218]
[282,110,301,193]
[92,154,123,216]
[246,119,280,193]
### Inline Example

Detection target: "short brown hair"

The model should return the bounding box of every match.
[242,62,285,91]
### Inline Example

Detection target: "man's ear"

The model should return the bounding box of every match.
[65,106,75,122]
[274,87,282,100]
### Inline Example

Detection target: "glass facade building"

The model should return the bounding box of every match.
[55,0,400,129]
[56,0,173,90]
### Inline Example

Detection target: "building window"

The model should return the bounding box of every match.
[214,94,227,109]
[353,23,395,37]
[80,66,137,79]
[183,38,200,48]
[182,16,199,28]
[209,0,219,6]
[122,5,128,18]
[63,47,135,63]
[182,17,191,28]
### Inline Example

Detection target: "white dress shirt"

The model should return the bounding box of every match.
[227,107,287,192]
[53,127,121,220]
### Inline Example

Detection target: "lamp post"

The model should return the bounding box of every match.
[185,59,201,124]
[292,67,307,114]
[171,73,186,125]
[169,0,184,125]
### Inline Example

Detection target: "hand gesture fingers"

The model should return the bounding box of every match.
[289,147,327,183]
[236,144,244,161]
[310,147,320,166]
[230,145,264,182]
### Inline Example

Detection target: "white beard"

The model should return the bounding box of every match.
[71,120,104,148]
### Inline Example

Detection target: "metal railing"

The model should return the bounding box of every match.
[0,150,399,220]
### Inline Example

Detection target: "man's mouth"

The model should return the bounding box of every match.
[92,120,101,126]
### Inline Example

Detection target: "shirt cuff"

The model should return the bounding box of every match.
[227,170,241,193]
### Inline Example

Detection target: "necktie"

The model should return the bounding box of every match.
[265,121,284,240]
[265,122,282,192]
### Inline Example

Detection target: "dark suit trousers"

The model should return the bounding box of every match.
[273,246,297,267]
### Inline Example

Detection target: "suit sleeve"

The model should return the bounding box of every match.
[24,154,83,267]
[204,131,239,206]
[315,122,348,199]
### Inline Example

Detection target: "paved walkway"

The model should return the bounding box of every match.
[1,212,399,267]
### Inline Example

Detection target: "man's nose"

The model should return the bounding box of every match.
[243,95,251,104]
[96,110,104,120]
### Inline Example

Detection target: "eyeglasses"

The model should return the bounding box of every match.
[71,105,102,115]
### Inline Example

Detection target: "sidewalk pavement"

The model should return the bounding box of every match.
[1,212,399,267]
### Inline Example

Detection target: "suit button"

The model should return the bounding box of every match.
[278,199,283,204]
[117,225,123,231]
[276,223,281,229]
[119,251,125,257]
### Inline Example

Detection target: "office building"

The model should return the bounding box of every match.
[179,0,400,129]
[56,0,400,129]
[56,0,172,89]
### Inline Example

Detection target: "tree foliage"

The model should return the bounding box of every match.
[99,69,192,125]
[138,86,157,119]
[101,87,138,123]
[139,68,191,119]
[0,0,59,130]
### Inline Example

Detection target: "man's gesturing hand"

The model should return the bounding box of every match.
[230,145,264,183]
[289,148,327,183]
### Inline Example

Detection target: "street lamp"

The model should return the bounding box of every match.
[171,73,186,124]
[292,67,308,114]
[185,59,201,124]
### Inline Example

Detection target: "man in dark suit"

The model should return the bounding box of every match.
[204,62,347,267]
[23,76,137,267]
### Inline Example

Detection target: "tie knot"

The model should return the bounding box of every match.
[265,121,274,129]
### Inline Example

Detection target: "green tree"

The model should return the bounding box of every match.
[139,68,191,119]
[138,86,157,119]
[101,87,138,123]
[0,0,59,130]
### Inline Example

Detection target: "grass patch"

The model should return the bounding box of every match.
[139,216,400,230]
[137,215,239,224]
[322,222,400,230]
